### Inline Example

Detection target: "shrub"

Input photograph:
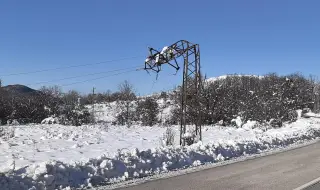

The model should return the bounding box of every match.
[0,126,15,141]
[162,126,175,146]
[286,110,298,123]
[270,118,282,128]
[136,98,159,126]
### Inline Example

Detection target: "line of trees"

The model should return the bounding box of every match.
[104,73,320,127]
[0,86,46,124]
[0,84,92,125]
[173,73,319,127]
[1,73,319,127]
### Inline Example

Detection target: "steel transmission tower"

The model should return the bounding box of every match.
[144,40,202,145]
[313,84,320,113]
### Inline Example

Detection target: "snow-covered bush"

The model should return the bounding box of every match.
[136,97,159,126]
[167,107,180,125]
[6,119,19,126]
[41,117,59,124]
[199,74,315,126]
[242,120,259,130]
[162,126,175,146]
[67,109,92,126]
[115,101,136,126]
[183,132,196,146]
[57,106,93,126]
[0,126,15,140]
[231,116,243,128]
[302,108,312,118]
[242,120,272,132]
[286,110,298,123]
[270,118,282,128]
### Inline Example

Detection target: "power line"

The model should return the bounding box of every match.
[149,76,158,95]
[60,69,140,87]
[0,56,143,77]
[26,65,141,86]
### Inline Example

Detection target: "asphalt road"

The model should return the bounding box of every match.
[304,182,320,190]
[114,142,320,190]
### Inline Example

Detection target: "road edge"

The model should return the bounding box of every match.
[294,176,320,190]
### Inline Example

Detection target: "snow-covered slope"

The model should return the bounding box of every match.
[205,74,264,83]
[87,98,176,124]
[1,117,320,189]
[87,102,119,123]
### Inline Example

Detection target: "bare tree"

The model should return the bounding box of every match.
[118,80,136,101]
[63,90,80,106]
[116,80,136,126]
[104,90,112,102]
[40,85,63,98]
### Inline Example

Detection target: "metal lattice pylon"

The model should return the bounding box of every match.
[144,40,202,145]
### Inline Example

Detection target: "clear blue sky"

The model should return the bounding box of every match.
[1,0,320,95]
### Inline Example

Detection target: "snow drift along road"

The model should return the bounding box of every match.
[1,118,320,190]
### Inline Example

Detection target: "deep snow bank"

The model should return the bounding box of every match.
[1,118,320,190]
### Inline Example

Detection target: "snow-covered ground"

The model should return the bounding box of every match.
[1,117,320,189]
[0,124,167,169]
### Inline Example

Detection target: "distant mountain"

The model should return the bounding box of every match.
[1,84,39,95]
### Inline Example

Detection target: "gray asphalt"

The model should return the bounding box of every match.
[115,142,320,190]
[304,182,320,190]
